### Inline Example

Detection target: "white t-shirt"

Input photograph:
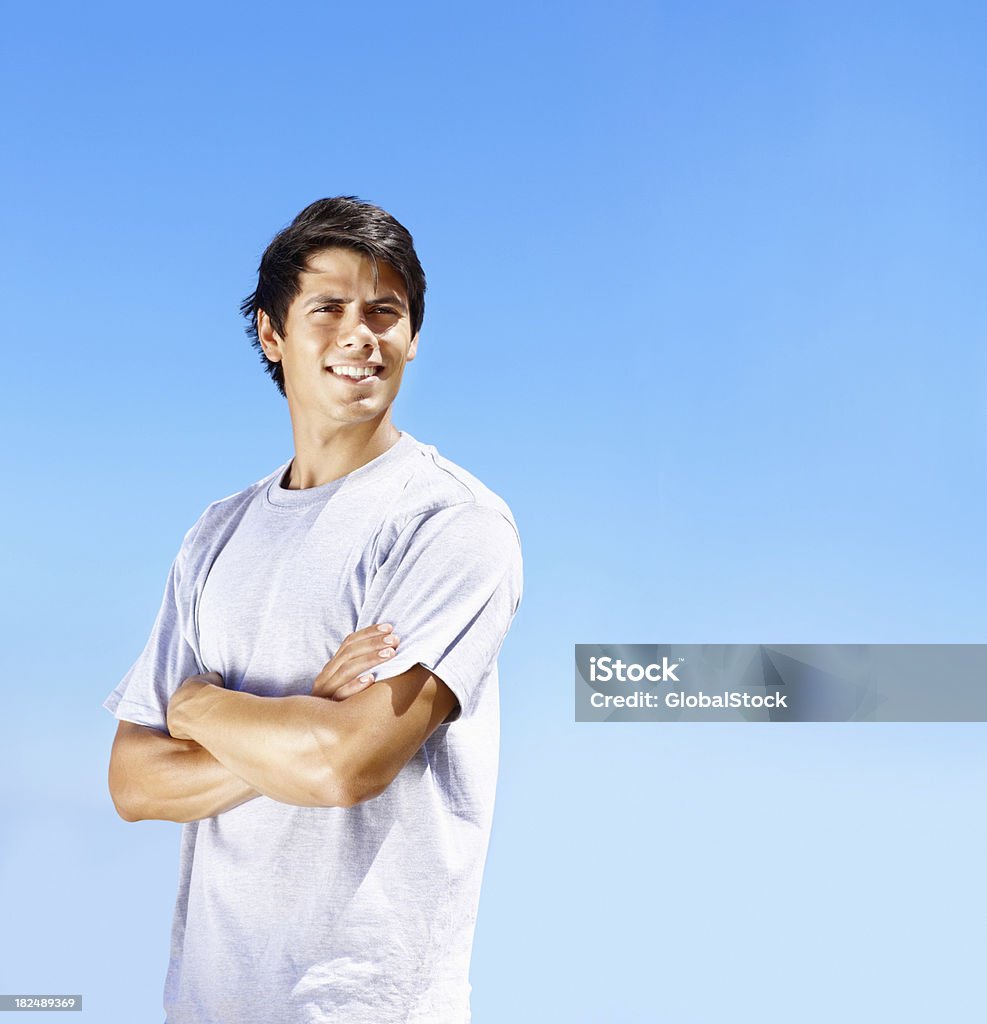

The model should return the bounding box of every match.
[103,432,523,1024]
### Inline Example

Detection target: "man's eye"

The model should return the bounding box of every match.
[315,306,342,314]
[371,307,398,315]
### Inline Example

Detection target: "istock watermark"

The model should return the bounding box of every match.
[575,644,987,722]
[589,655,682,683]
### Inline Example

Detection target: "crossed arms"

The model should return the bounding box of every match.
[108,626,458,823]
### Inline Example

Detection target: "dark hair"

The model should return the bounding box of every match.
[240,196,427,396]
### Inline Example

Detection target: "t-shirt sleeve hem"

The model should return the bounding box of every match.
[102,695,169,732]
[371,655,468,724]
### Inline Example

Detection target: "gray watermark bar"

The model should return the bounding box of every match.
[575,645,987,722]
[0,996,81,1011]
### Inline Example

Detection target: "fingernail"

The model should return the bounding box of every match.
[379,648,394,658]
[384,635,398,645]
[359,674,374,683]
[377,623,393,632]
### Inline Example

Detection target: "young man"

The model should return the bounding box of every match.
[103,196,523,1024]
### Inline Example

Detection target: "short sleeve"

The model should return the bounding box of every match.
[102,525,204,733]
[356,503,523,723]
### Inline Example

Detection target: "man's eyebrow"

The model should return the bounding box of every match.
[371,293,408,311]
[305,293,408,311]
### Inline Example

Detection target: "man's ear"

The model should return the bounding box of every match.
[257,310,284,363]
[407,332,419,362]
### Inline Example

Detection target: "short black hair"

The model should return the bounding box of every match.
[240,196,427,396]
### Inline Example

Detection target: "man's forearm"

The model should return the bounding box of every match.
[167,668,457,809]
[110,723,262,823]
[168,684,340,806]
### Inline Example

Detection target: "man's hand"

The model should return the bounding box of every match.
[167,671,225,741]
[164,623,402,745]
[311,624,401,701]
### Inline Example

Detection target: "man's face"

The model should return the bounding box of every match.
[258,247,418,432]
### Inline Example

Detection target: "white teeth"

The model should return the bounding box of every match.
[331,366,378,378]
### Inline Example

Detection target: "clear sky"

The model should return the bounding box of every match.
[2,1,986,1021]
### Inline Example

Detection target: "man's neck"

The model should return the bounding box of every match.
[283,418,402,490]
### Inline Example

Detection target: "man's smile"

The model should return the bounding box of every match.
[327,363,382,383]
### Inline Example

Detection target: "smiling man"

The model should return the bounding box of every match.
[103,196,523,1024]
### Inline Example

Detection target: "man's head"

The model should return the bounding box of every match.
[241,196,426,398]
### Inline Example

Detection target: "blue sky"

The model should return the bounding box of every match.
[2,2,986,1021]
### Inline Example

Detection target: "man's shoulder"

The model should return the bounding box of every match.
[398,436,519,541]
[178,463,288,555]
[204,464,286,515]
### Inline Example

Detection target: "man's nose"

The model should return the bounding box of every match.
[338,315,378,350]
